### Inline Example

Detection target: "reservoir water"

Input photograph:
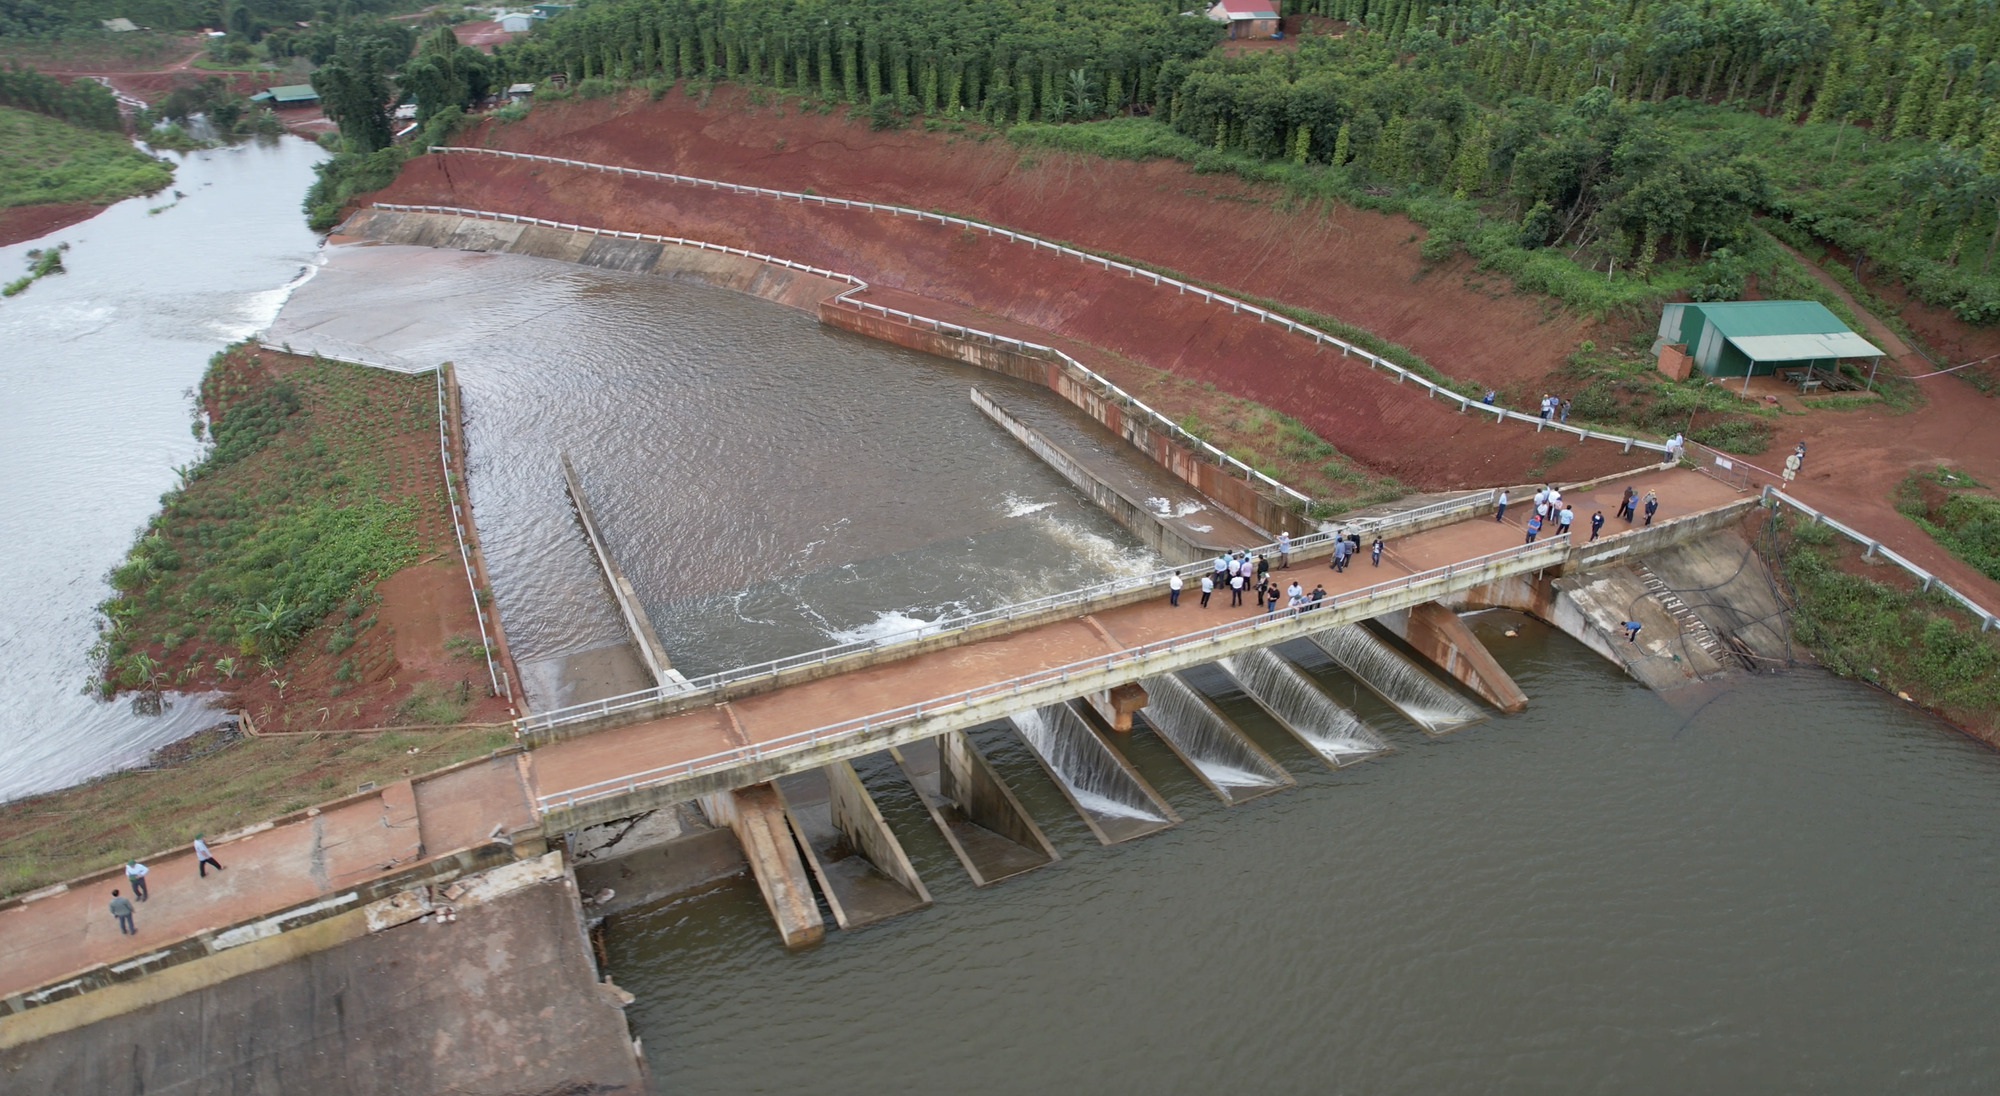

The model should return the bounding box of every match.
[0,136,326,801]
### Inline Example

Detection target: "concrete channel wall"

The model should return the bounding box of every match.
[559,452,677,689]
[973,387,1221,564]
[824,301,1306,538]
[339,208,846,312]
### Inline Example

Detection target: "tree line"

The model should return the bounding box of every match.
[0,63,122,129]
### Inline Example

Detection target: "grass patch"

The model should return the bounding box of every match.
[92,344,446,697]
[1,240,63,297]
[0,103,171,208]
[1895,467,2000,583]
[1772,510,2000,738]
[0,725,513,898]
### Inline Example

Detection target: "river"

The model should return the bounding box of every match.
[263,242,2000,1092]
[0,136,326,801]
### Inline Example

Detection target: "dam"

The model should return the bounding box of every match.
[12,230,2000,1095]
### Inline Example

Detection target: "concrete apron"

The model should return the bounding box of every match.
[890,731,1059,887]
[772,762,931,931]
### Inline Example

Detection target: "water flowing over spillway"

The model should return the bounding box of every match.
[1307,624,1485,734]
[1009,703,1176,843]
[1217,647,1391,767]
[1137,673,1292,803]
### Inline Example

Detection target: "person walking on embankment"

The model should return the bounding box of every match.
[193,834,224,877]
[1495,489,1509,522]
[1371,537,1383,567]
[125,859,149,902]
[109,890,136,936]
[1590,510,1605,542]
[1643,491,1659,526]
[1168,572,1182,607]
[1557,506,1574,537]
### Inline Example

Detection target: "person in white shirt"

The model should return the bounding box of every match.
[1167,571,1183,606]
[125,859,149,902]
[1277,531,1292,569]
[193,834,224,878]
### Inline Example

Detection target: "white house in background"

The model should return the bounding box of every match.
[496,11,534,32]
[100,17,139,32]
[507,83,536,102]
[1206,0,1281,38]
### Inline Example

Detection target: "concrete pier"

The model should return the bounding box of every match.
[892,732,1059,886]
[774,762,931,930]
[697,784,824,948]
[1375,603,1529,713]
[1084,682,1149,732]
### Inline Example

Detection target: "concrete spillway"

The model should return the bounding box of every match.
[1217,648,1392,768]
[1138,674,1294,804]
[1010,703,1179,844]
[1307,624,1485,735]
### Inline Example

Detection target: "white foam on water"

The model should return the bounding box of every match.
[1034,514,1159,578]
[1193,761,1284,789]
[823,609,948,646]
[1067,786,1168,822]
[1003,493,1058,518]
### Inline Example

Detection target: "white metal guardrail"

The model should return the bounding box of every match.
[534,537,1558,813]
[1763,486,1997,631]
[434,368,508,698]
[513,488,1498,733]
[366,200,1313,504]
[419,145,1670,457]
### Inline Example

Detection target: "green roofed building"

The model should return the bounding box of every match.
[1656,300,1884,389]
[248,84,320,106]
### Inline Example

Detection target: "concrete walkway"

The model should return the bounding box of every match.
[0,756,533,1004]
[526,469,1742,807]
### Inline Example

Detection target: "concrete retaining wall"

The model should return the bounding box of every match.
[340,208,846,313]
[822,302,1307,537]
[560,452,676,689]
[973,388,1218,564]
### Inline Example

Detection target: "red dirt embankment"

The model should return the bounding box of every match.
[371,129,1644,487]
[0,201,98,247]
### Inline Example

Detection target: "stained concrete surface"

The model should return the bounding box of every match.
[2,878,644,1095]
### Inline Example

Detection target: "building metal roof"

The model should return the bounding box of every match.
[261,84,320,103]
[1208,0,1281,19]
[1686,300,1845,337]
[1727,332,1885,360]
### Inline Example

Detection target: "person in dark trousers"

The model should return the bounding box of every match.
[1309,584,1327,609]
[1618,486,1637,522]
[110,889,136,935]
[1256,554,1270,582]
[1623,620,1642,642]
[1200,575,1214,608]
[1371,537,1384,566]
[1230,572,1246,607]
[1168,572,1182,606]
[1589,510,1605,542]
[193,834,223,877]
[1495,489,1509,522]
[125,859,149,901]
[1525,513,1543,543]
[1643,491,1659,526]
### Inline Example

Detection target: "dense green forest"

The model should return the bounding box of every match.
[0,63,122,128]
[0,0,422,39]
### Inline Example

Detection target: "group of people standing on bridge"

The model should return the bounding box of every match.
[1501,482,1660,544]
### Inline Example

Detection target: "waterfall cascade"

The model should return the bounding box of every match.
[1217,647,1392,767]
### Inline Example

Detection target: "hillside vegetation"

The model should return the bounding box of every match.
[0,103,169,207]
[466,0,1999,327]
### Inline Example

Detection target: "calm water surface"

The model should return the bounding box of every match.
[608,615,2000,1094]
[0,137,325,800]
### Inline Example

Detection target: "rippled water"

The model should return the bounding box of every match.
[269,245,1163,695]
[0,137,326,801]
[607,614,2000,1093]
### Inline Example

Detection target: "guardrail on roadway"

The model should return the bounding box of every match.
[417,145,1672,458]
[513,487,1499,733]
[1763,486,1997,631]
[534,537,1563,815]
